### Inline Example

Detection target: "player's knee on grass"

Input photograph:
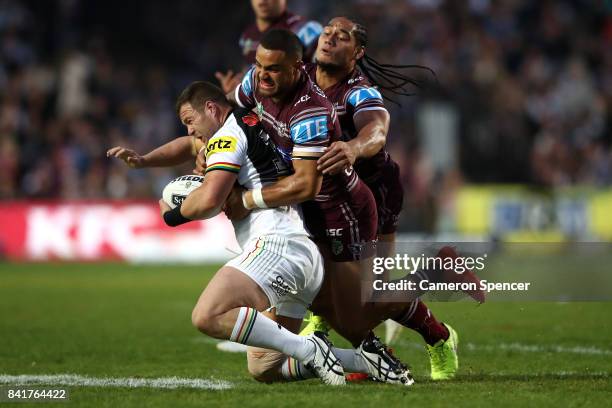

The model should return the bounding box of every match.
[246,346,286,383]
[191,306,221,337]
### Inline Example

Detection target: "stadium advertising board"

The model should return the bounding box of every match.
[0,202,236,262]
[453,186,612,241]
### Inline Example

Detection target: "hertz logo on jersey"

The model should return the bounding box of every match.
[206,136,237,158]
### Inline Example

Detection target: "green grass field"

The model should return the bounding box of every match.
[1,262,611,407]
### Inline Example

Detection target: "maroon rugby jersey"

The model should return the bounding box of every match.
[239,12,322,64]
[305,63,390,183]
[234,66,360,207]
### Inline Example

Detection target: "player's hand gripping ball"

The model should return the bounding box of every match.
[162,175,204,209]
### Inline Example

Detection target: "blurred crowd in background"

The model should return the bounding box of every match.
[1,0,610,232]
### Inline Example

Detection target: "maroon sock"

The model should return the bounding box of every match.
[394,300,449,346]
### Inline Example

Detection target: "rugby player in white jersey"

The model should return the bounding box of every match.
[110,81,345,385]
[107,81,413,385]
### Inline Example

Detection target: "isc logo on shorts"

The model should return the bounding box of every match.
[206,136,237,157]
[326,228,343,237]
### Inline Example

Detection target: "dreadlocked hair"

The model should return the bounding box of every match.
[352,22,437,106]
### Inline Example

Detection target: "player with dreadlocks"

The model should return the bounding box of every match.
[300,16,483,381]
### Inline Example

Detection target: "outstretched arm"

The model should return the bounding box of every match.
[107,136,201,168]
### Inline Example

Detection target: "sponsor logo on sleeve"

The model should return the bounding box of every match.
[290,116,328,144]
[206,136,237,157]
[348,87,383,106]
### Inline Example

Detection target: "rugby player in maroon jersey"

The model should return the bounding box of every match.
[305,16,488,380]
[215,0,322,94]
[227,26,486,381]
[311,18,485,303]
[226,29,417,384]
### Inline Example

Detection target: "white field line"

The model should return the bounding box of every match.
[192,337,222,345]
[197,335,612,357]
[487,371,610,378]
[465,342,612,356]
[0,374,232,390]
[397,340,612,356]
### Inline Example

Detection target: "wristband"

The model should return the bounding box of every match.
[163,204,191,227]
[241,191,253,210]
[252,188,268,209]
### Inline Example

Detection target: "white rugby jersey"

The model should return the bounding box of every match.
[205,108,308,248]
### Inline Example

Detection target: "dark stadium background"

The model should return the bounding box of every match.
[0,0,610,234]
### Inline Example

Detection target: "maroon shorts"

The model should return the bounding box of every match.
[365,159,404,235]
[302,179,377,262]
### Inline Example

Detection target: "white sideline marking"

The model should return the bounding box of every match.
[192,337,221,345]
[191,338,249,353]
[0,374,232,390]
[489,371,609,378]
[465,342,612,356]
[397,340,612,356]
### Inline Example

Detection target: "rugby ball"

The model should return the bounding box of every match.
[162,175,204,209]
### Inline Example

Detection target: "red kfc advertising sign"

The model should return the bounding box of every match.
[0,202,237,262]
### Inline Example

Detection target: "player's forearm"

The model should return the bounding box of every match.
[181,202,222,220]
[264,175,322,205]
[141,136,195,167]
[243,174,322,209]
[349,121,387,159]
[180,187,223,220]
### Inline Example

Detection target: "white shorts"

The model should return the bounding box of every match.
[226,234,324,319]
